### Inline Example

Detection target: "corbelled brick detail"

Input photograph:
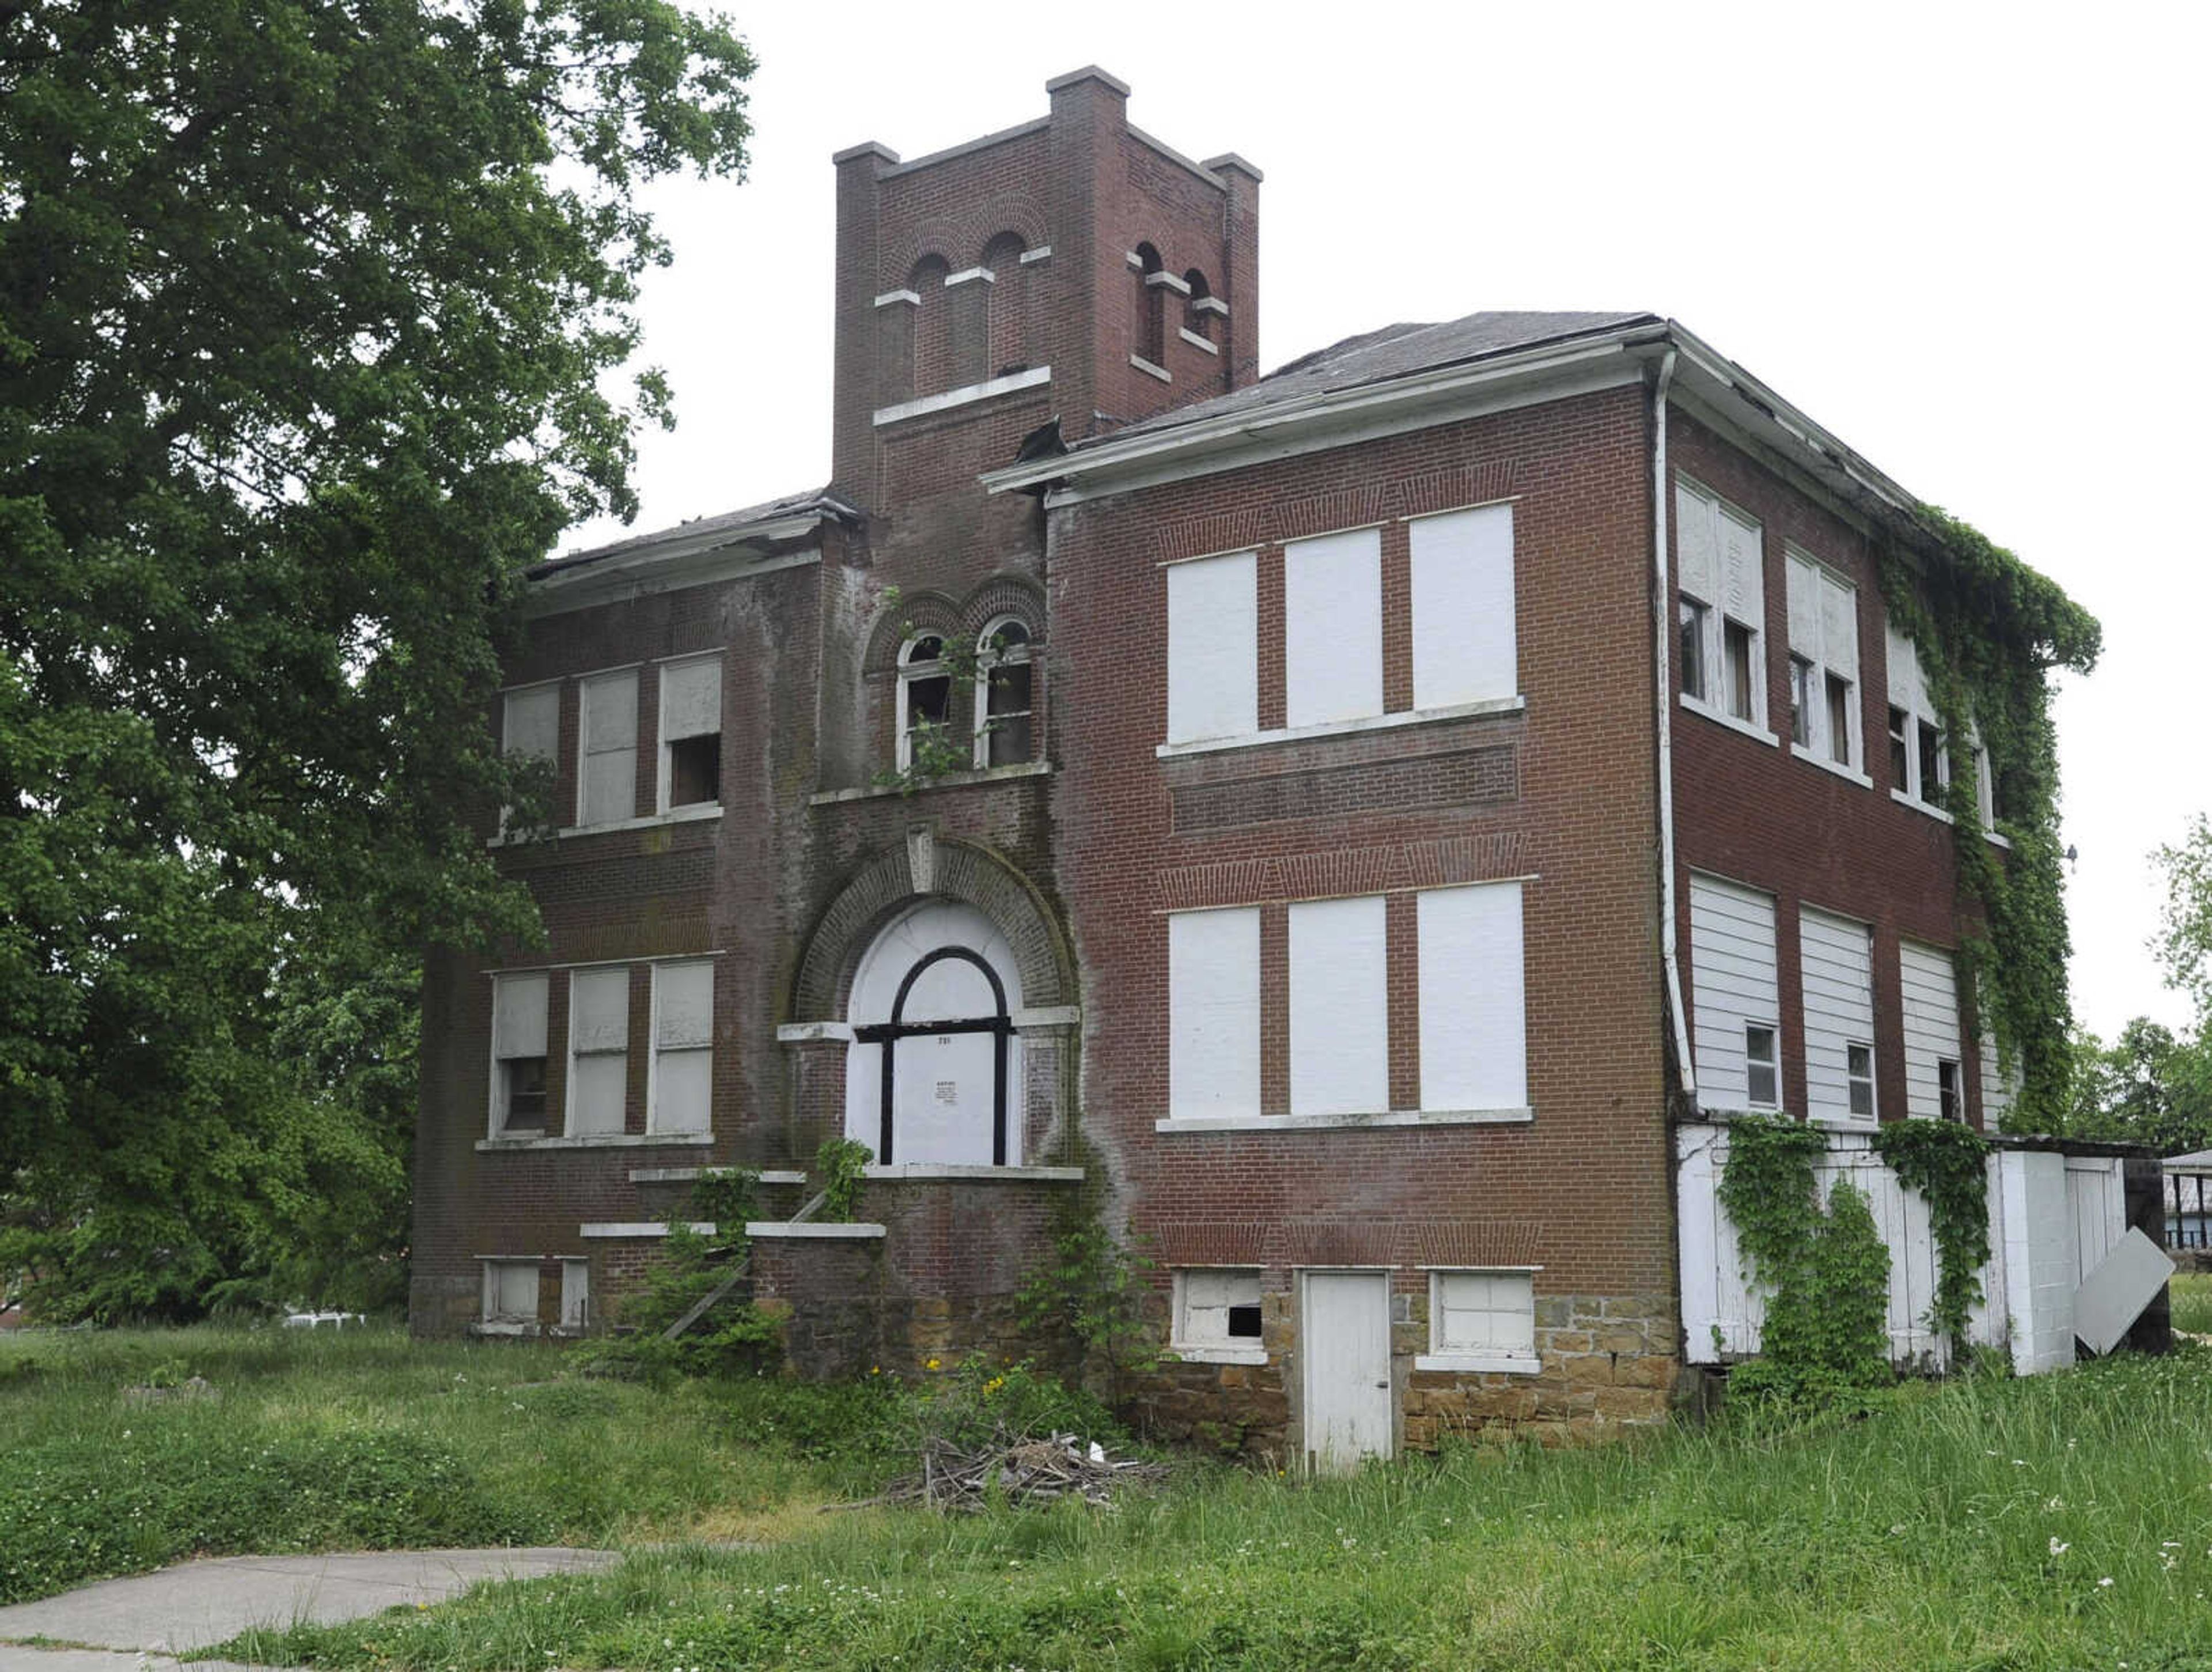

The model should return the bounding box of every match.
[1172,744,1516,833]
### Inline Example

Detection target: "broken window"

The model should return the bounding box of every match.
[974,618,1034,767]
[897,635,953,771]
[1825,672,1853,767]
[1723,618,1756,721]
[1917,718,1945,805]
[1938,1057,1962,1124]
[658,655,722,809]
[1176,1268,1263,1348]
[1679,596,1711,702]
[1888,705,1910,792]
[491,972,550,1134]
[1789,655,1815,748]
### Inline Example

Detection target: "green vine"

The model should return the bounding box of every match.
[1878,508,2100,1132]
[1869,1119,1991,1350]
[815,1137,873,1223]
[1718,1116,1892,1404]
[869,585,1027,796]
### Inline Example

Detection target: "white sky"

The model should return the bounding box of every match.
[567,1,2211,1042]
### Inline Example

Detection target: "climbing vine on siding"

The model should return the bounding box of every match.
[1878,507,2100,1133]
[1869,1118,1992,1350]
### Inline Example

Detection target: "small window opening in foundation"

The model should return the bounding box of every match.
[1226,1302,1262,1340]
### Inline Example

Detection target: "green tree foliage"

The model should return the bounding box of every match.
[0,1,753,1316]
[2067,1017,2212,1157]
[2157,815,2212,1027]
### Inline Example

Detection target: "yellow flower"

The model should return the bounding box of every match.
[869,1365,880,1375]
[926,1357,941,1371]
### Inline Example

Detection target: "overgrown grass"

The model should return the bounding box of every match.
[2170,1271,2212,1335]
[222,1349,2212,1671]
[0,1326,903,1605]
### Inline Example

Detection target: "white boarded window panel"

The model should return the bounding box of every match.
[1168,907,1260,1118]
[651,960,713,1134]
[1718,504,1763,627]
[1786,553,1822,661]
[1899,941,1961,1120]
[1434,1271,1535,1355]
[1179,1268,1260,1344]
[1676,482,1719,602]
[502,686,558,761]
[1786,552,1861,763]
[1417,882,1527,1110]
[660,656,721,740]
[567,967,629,1137]
[1820,569,1859,675]
[485,1261,537,1322]
[1410,505,1516,709]
[1283,528,1382,728]
[1165,551,1257,743]
[1688,875,1779,1112]
[1288,895,1388,1116]
[492,973,548,1060]
[1800,907,1874,1123]
[560,1261,589,1329]
[578,669,638,825]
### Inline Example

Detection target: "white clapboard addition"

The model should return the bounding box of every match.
[1168,907,1261,1118]
[1800,906,1876,1124]
[566,967,630,1137]
[1165,551,1258,744]
[1899,940,1961,1119]
[577,668,638,826]
[649,959,714,1134]
[2066,1156,2127,1284]
[1283,528,1382,728]
[1416,882,1527,1111]
[1688,874,1779,1112]
[1288,895,1388,1116]
[1409,505,1516,709]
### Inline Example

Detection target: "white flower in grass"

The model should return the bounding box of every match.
[2044,1496,2064,1511]
[2049,1537,2070,1556]
[2099,1576,2114,1588]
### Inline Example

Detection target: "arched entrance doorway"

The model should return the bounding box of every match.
[844,901,1025,1166]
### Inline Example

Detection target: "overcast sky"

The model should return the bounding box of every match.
[566,1,2210,1041]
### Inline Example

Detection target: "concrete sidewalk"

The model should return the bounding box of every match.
[0,1548,618,1671]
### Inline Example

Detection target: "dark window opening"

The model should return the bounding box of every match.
[1789,655,1814,747]
[1888,706,1910,791]
[1825,673,1853,765]
[667,734,721,806]
[1847,1043,1876,1117]
[980,620,1034,768]
[1723,619,1755,721]
[1226,1303,1262,1340]
[1184,268,1213,341]
[503,1057,548,1131]
[1938,1058,1961,1123]
[1680,597,1709,701]
[1917,720,1944,804]
[1134,241,1165,365]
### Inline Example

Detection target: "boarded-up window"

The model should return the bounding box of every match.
[560,1259,590,1330]
[1801,906,1876,1124]
[1689,874,1780,1113]
[1900,940,1962,1122]
[490,973,549,1133]
[577,668,638,826]
[1289,895,1388,1116]
[502,685,558,762]
[1165,551,1257,743]
[1676,481,1766,729]
[1176,1268,1262,1346]
[483,1259,538,1324]
[1431,1270,1535,1357]
[566,966,629,1137]
[1416,882,1527,1111]
[1168,907,1260,1118]
[650,960,713,1134]
[1410,504,1516,709]
[1284,528,1382,728]
[1786,550,1861,769]
[658,656,721,809]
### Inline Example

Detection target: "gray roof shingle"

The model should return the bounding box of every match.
[532,486,858,577]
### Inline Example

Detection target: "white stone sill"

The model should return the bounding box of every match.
[1414,1353,1540,1376]
[1680,694,1778,748]
[491,803,722,848]
[1170,1344,1267,1365]
[810,760,1050,805]
[1790,743,1873,789]
[631,1167,807,1185]
[1179,327,1218,355]
[1130,354,1172,383]
[872,366,1051,428]
[1157,696,1525,760]
[1155,1108,1533,1134]
[1808,1115,1878,1133]
[581,1221,715,1239]
[864,1164,1085,1182]
[476,1133,714,1152]
[746,1221,886,1240]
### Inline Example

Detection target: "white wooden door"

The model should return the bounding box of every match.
[1302,1271,1393,1473]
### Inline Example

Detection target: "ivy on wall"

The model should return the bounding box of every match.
[1878,507,2101,1133]
[1869,1119,1992,1350]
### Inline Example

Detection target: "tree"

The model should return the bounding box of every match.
[2158,815,2212,1026]
[0,1,752,1315]
[2067,1017,2212,1157]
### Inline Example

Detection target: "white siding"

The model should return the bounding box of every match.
[1981,1030,2017,1126]
[1166,552,1258,743]
[1416,882,1527,1111]
[1689,874,1779,1111]
[650,959,713,1134]
[566,967,629,1137]
[1409,505,1516,709]
[578,668,638,825]
[660,656,721,740]
[1800,906,1875,1124]
[1899,940,1961,1120]
[1168,907,1261,1118]
[1283,528,1382,729]
[502,685,558,761]
[1289,895,1388,1116]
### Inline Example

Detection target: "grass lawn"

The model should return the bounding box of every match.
[2171,1272,2212,1336]
[10,1328,2212,1669]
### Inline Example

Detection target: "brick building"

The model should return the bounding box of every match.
[414,68,2050,1462]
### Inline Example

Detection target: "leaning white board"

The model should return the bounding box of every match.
[2074,1227,2175,1356]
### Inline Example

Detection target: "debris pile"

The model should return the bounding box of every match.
[853,1429,1168,1512]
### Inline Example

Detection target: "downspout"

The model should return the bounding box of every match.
[1652,347,1695,1102]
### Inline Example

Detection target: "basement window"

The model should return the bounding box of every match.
[1175,1268,1263,1356]
[482,1259,539,1327]
[1429,1270,1537,1363]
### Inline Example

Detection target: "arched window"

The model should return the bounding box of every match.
[845,901,1025,1166]
[909,254,951,396]
[1134,241,1165,366]
[897,634,952,771]
[981,232,1028,377]
[1184,268,1213,341]
[972,616,1033,768]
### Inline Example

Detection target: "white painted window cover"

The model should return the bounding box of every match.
[649,959,714,1135]
[1288,895,1389,1117]
[1165,548,1258,744]
[1676,477,1768,735]
[488,971,549,1136]
[1899,940,1963,1122]
[481,1258,539,1325]
[1168,906,1262,1120]
[1283,527,1383,729]
[657,653,721,813]
[566,966,629,1138]
[1418,1269,1539,1373]
[1410,503,1516,711]
[1688,873,1781,1114]
[1418,882,1527,1113]
[576,667,638,827]
[1173,1267,1267,1363]
[1785,546,1862,774]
